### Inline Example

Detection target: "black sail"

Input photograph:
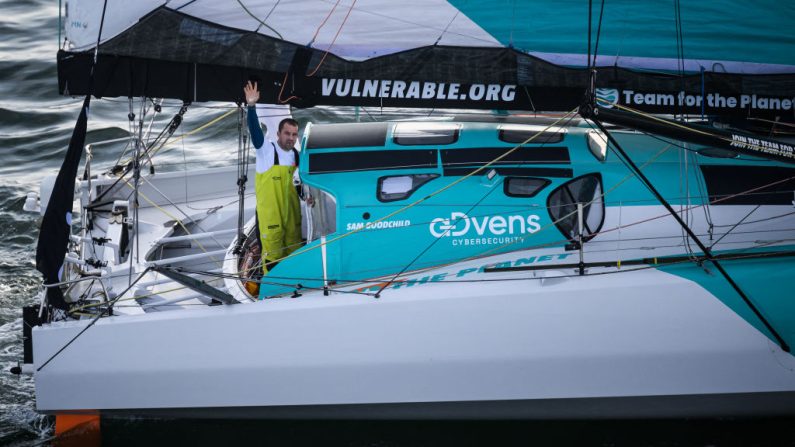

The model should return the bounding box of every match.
[35,94,91,310]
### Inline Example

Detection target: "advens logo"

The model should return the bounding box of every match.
[429,212,541,246]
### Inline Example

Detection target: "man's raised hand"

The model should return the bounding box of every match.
[244,81,260,106]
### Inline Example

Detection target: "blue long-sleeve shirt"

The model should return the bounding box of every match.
[247,105,265,149]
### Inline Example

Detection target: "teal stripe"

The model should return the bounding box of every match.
[659,248,795,347]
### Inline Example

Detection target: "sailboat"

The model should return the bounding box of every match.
[14,0,795,420]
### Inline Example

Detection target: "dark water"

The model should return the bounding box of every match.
[1,1,795,446]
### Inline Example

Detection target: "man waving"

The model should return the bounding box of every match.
[244,81,302,274]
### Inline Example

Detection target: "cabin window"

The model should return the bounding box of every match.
[377,174,439,202]
[393,123,460,146]
[504,177,550,198]
[547,174,604,242]
[498,124,564,144]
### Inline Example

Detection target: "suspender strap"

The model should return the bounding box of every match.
[271,142,299,167]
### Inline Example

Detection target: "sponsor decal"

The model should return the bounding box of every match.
[322,79,516,103]
[729,134,795,158]
[355,252,574,293]
[595,88,619,108]
[611,89,794,111]
[429,212,541,244]
[346,219,411,231]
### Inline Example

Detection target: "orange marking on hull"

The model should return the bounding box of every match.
[55,413,101,446]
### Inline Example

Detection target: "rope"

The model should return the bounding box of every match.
[236,0,284,39]
[595,99,781,153]
[121,178,224,269]
[306,0,358,77]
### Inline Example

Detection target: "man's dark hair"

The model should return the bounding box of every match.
[278,118,299,132]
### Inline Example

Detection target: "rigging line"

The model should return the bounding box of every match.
[675,0,686,111]
[309,0,341,47]
[474,127,674,258]
[590,116,790,353]
[235,104,248,252]
[478,124,793,260]
[681,139,697,260]
[263,0,282,22]
[73,252,794,309]
[92,0,109,66]
[690,147,714,233]
[709,205,760,249]
[235,0,284,39]
[596,99,785,154]
[256,108,581,268]
[591,0,605,67]
[587,0,592,70]
[306,0,358,77]
[94,105,194,204]
[434,10,460,45]
[277,71,299,104]
[147,106,234,159]
[592,195,795,241]
[120,178,225,268]
[163,233,795,289]
[174,0,198,11]
[173,268,378,297]
[357,260,710,287]
[376,177,505,297]
[711,210,795,227]
[628,128,759,162]
[310,0,494,45]
[37,267,151,372]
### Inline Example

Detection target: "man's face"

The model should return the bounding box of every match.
[277,123,299,150]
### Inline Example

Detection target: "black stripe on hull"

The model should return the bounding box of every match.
[443,167,573,178]
[441,147,570,165]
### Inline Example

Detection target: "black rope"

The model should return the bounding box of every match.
[674,0,687,119]
[37,267,151,372]
[590,117,790,353]
[592,0,605,67]
[587,0,592,70]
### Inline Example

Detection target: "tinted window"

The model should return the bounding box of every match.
[499,124,564,144]
[378,174,439,202]
[504,177,550,197]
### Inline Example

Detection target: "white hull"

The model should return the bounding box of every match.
[26,124,795,419]
[33,255,795,417]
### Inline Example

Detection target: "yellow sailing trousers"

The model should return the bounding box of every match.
[255,163,302,274]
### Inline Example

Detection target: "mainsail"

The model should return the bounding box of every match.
[57,0,795,122]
